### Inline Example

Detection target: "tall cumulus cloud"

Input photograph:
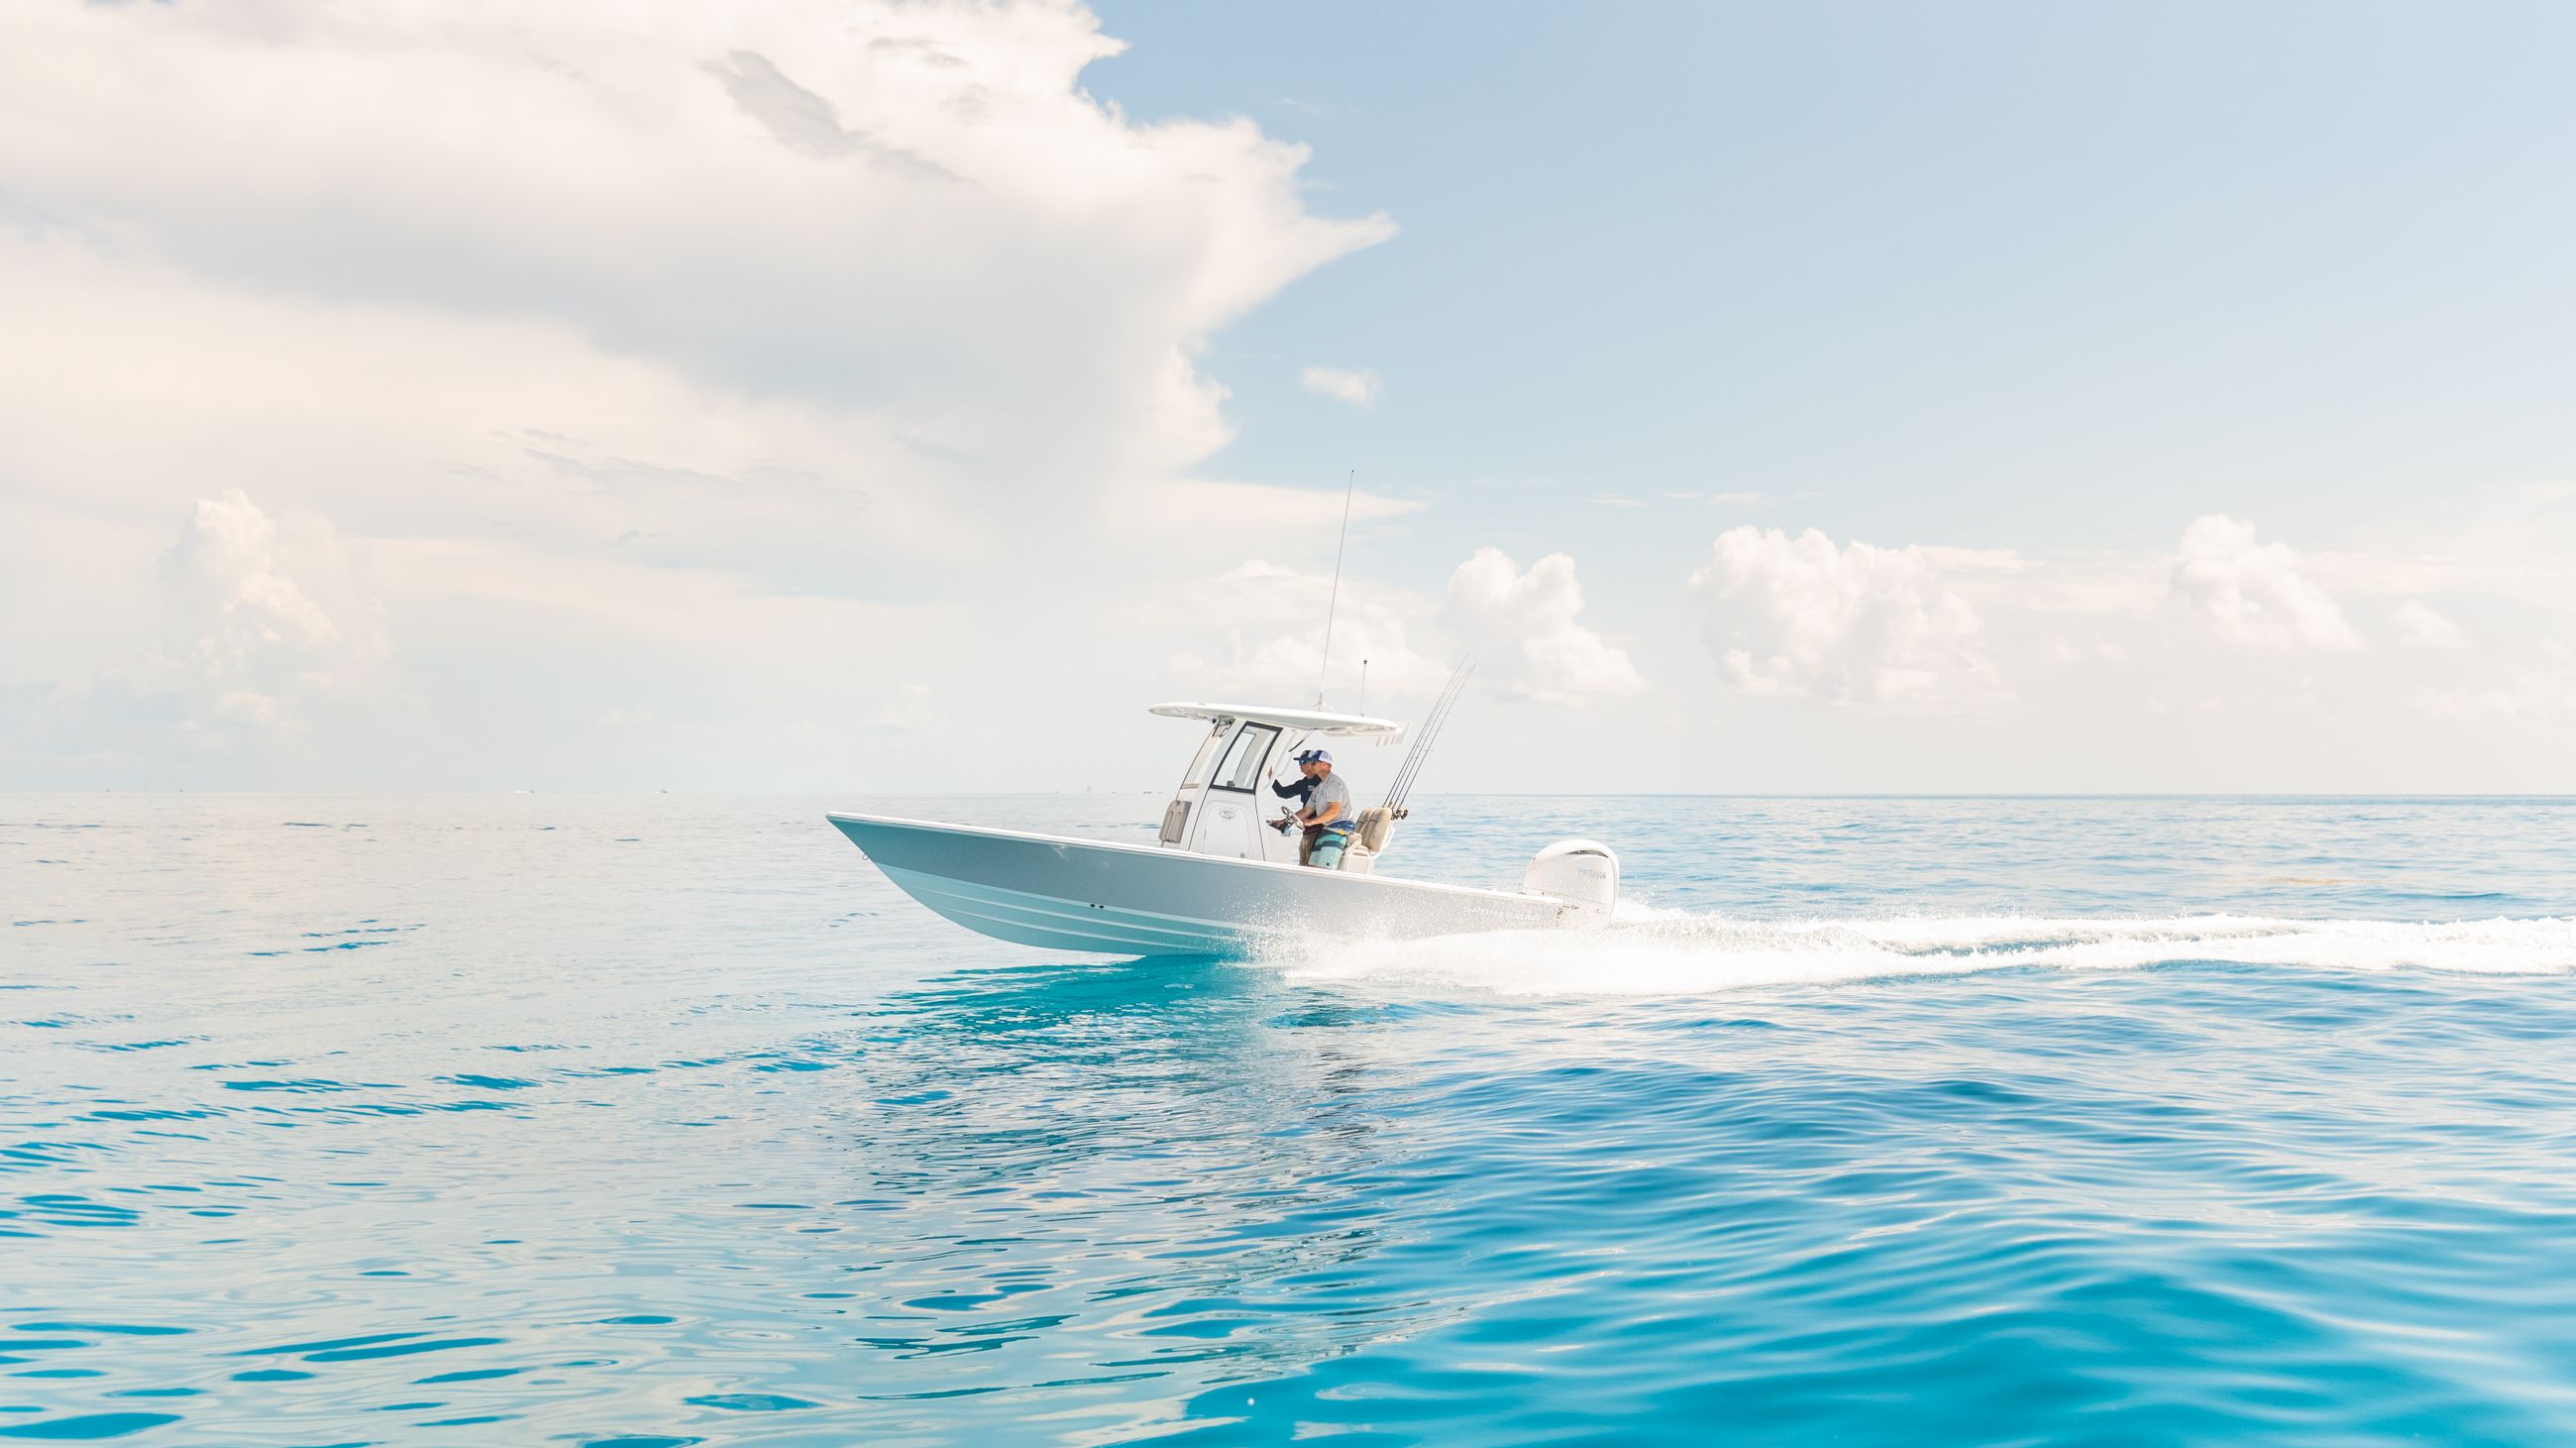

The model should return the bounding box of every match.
[0,0,1396,784]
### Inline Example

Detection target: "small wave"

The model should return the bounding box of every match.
[1264,913,2576,996]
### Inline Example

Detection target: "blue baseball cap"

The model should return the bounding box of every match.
[1299,748,1333,765]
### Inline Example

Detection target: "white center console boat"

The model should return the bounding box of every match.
[828,700,1618,957]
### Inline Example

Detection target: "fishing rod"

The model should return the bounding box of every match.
[1386,661,1471,813]
[1401,664,1462,798]
[1383,656,1474,816]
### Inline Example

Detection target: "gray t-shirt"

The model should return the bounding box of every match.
[1307,772,1354,834]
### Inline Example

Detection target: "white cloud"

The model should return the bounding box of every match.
[153,490,386,734]
[1157,550,1641,711]
[1161,560,1449,707]
[0,4,1392,523]
[1690,526,1998,711]
[871,684,941,735]
[166,491,341,667]
[1443,549,1645,706]
[2416,648,2576,724]
[7,6,2570,792]
[2041,632,2127,665]
[216,688,286,727]
[1102,476,1423,550]
[2171,514,2361,652]
[1,4,1390,466]
[0,1,1397,785]
[2390,599,2467,650]
[1300,365,1382,408]
[1917,546,2034,575]
[2304,485,2576,615]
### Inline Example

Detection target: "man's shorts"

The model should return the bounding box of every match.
[1308,832,1347,868]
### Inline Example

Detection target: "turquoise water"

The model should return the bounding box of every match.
[7,794,2576,1444]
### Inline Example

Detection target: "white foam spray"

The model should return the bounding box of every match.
[1258,910,2576,998]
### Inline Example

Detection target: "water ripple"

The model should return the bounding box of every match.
[4,794,2574,1442]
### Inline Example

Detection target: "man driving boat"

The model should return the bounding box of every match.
[1293,750,1356,867]
[1270,750,1323,863]
[1272,751,1319,810]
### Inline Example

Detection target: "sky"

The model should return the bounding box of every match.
[3,0,2572,794]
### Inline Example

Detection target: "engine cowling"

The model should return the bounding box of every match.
[1522,839,1617,919]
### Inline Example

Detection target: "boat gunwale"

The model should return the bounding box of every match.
[825,810,1552,909]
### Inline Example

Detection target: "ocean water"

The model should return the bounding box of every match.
[7,793,2576,1446]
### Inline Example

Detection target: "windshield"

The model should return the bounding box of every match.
[1273,731,1310,786]
[1210,724,1280,792]
[1178,726,1228,789]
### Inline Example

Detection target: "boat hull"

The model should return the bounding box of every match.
[827,812,1567,956]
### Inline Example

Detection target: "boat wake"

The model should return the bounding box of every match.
[1259,909,2576,996]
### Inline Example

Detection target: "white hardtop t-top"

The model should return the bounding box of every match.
[825,694,1618,957]
[1146,701,1405,739]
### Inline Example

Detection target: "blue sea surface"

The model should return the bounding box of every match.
[5,793,2576,1445]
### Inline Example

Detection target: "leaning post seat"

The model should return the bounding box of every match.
[1352,807,1397,858]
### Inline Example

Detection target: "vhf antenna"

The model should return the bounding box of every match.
[1317,468,1355,708]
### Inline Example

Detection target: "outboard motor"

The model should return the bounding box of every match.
[1522,839,1618,920]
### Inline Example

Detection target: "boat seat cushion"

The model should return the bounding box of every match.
[1353,806,1395,854]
